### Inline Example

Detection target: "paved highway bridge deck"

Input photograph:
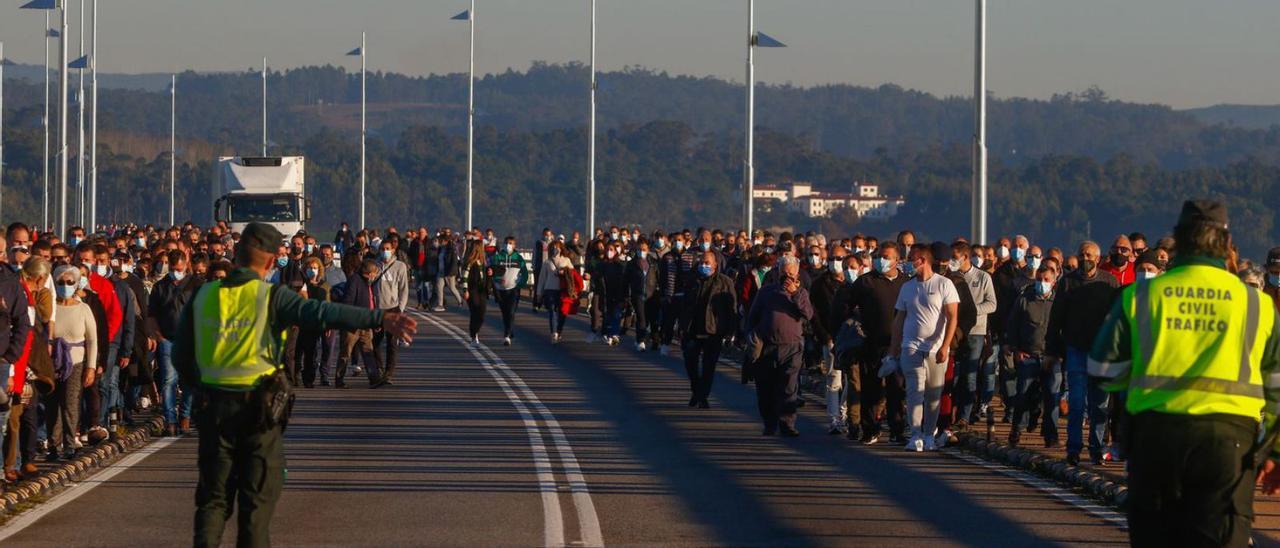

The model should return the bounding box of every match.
[0,303,1255,546]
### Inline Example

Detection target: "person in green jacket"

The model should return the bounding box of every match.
[489,235,529,346]
[173,222,417,548]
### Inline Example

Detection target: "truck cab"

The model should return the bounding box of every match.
[213,156,311,237]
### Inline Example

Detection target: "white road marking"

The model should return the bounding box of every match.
[945,449,1129,529]
[0,436,180,542]
[416,312,601,547]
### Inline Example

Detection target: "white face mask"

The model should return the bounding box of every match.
[948,259,962,272]
[95,264,110,277]
[828,261,843,274]
[971,255,985,269]
[77,277,90,290]
[121,263,135,273]
[1138,270,1159,281]
[171,270,186,281]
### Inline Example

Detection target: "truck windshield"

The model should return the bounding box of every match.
[227,195,299,223]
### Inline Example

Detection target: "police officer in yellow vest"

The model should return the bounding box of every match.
[174,222,417,548]
[1090,200,1280,547]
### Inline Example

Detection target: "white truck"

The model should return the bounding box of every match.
[212,156,311,237]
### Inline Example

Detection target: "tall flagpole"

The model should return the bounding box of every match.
[76,0,85,227]
[170,75,175,227]
[972,0,988,244]
[587,0,596,241]
[744,0,755,235]
[57,0,68,235]
[43,13,51,231]
[360,31,366,230]
[89,0,97,230]
[465,0,475,231]
[262,57,268,156]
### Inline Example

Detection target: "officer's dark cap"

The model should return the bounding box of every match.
[1176,200,1229,231]
[1267,247,1280,267]
[240,223,284,256]
[1136,249,1162,268]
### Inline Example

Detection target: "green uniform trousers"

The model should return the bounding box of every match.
[193,392,285,548]
[1127,411,1257,548]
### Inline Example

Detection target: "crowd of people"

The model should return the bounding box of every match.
[1,216,1278,492]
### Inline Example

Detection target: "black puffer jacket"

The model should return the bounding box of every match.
[680,272,738,338]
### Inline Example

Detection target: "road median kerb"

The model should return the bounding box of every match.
[0,415,166,515]
[955,431,1127,509]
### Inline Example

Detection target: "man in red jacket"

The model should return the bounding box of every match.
[1098,234,1136,286]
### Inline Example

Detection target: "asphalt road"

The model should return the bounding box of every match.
[0,301,1133,547]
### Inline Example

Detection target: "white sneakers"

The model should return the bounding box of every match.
[934,430,952,450]
[636,341,647,352]
[503,336,512,346]
[472,335,480,347]
[903,432,942,452]
[903,435,924,452]
[552,333,561,344]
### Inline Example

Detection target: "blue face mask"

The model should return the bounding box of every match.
[675,241,686,252]
[306,268,319,279]
[1269,274,1280,288]
[874,257,893,274]
[698,264,713,277]
[68,237,81,247]
[1013,247,1027,261]
[845,269,859,283]
[306,244,315,254]
[1035,280,1053,297]
[1028,256,1042,270]
[700,242,711,251]
[382,250,394,262]
[901,262,917,277]
[656,238,666,249]
[504,243,515,254]
[56,284,77,300]
[276,257,289,268]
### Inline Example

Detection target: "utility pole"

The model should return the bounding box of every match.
[971,0,988,244]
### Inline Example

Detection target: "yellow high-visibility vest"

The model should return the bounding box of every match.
[1124,264,1275,419]
[193,279,283,389]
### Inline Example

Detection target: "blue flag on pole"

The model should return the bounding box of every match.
[451,10,470,20]
[68,55,88,69]
[346,47,362,56]
[755,32,786,48]
[20,0,56,10]
[47,28,60,38]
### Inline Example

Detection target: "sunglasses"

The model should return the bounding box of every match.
[55,279,77,287]
[1112,246,1132,254]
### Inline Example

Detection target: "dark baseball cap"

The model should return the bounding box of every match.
[239,222,284,256]
[1176,200,1229,230]
[1136,249,1162,269]
[1267,247,1280,267]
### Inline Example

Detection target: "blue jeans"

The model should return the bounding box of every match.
[604,302,623,337]
[99,345,121,425]
[157,340,194,425]
[1012,357,1062,441]
[1066,346,1109,457]
[957,335,997,421]
[543,290,566,335]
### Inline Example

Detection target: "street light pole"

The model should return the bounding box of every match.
[745,0,755,236]
[89,0,97,230]
[972,0,988,244]
[58,0,68,235]
[466,0,475,231]
[361,31,366,230]
[1,42,6,223]
[170,74,176,227]
[262,57,268,156]
[587,0,596,241]
[76,0,85,227]
[43,14,51,231]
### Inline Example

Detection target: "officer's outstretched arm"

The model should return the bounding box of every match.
[272,284,382,333]
[1258,309,1280,485]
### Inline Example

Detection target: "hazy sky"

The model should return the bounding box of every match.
[2,0,1278,108]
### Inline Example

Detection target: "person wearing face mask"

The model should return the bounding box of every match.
[532,228,555,312]
[623,240,662,351]
[92,246,137,435]
[991,235,1033,423]
[432,234,463,312]
[490,236,529,346]
[596,242,629,346]
[949,241,999,431]
[930,242,978,448]
[890,244,961,452]
[830,242,908,444]
[296,257,333,388]
[1265,247,1280,312]
[114,250,154,430]
[372,241,411,384]
[1046,240,1119,466]
[1100,234,1137,286]
[458,240,493,346]
[656,234,686,354]
[747,257,814,436]
[678,251,738,409]
[48,265,95,460]
[535,241,574,342]
[147,249,196,436]
[809,246,848,434]
[1005,265,1060,449]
